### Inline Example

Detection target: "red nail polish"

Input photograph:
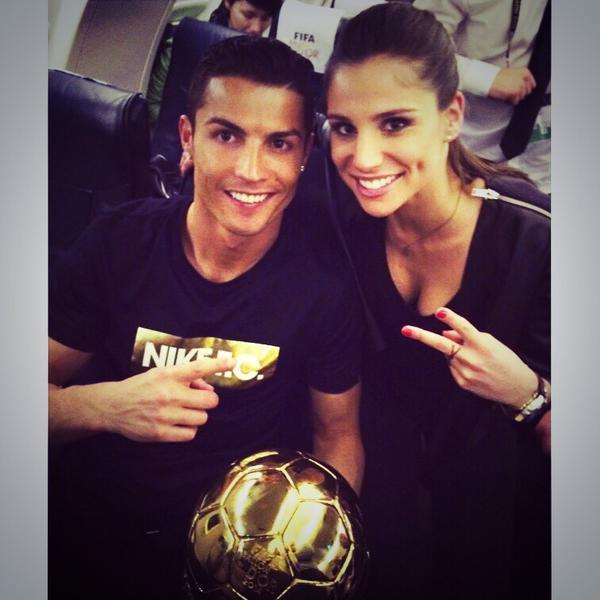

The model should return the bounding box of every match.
[436,309,447,319]
[401,326,413,337]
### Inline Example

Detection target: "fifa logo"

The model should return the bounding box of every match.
[289,32,319,61]
[293,32,315,42]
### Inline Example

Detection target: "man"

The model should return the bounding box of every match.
[147,0,282,124]
[49,36,364,599]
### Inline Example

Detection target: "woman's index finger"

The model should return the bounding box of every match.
[435,307,478,338]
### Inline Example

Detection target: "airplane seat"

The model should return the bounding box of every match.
[49,68,153,259]
[272,0,346,113]
[296,111,361,229]
[286,113,331,230]
[149,17,241,195]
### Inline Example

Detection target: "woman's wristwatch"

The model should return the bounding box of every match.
[513,373,551,425]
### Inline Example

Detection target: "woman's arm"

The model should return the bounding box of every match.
[401,306,551,453]
[402,307,544,411]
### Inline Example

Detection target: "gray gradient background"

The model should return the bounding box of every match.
[0,1,598,598]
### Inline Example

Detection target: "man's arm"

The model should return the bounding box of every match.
[309,382,364,495]
[413,0,536,104]
[49,337,233,447]
[49,337,100,445]
[457,58,535,105]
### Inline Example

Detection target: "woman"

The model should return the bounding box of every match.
[323,3,550,599]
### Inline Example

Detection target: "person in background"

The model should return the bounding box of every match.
[207,0,281,33]
[324,3,550,598]
[147,0,283,124]
[414,0,551,193]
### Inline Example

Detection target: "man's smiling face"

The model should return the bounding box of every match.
[181,76,308,241]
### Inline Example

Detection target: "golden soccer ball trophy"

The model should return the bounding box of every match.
[184,449,369,599]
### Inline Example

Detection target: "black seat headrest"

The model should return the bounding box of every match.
[49,69,150,194]
[150,18,241,167]
[49,69,151,254]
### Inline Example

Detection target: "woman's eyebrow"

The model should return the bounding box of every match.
[327,108,418,120]
[375,108,418,119]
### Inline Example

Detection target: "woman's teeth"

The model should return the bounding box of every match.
[358,175,398,190]
[229,191,269,204]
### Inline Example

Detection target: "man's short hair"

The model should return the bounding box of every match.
[210,0,283,27]
[230,0,283,17]
[186,36,316,135]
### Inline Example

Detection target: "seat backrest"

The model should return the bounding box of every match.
[272,0,346,111]
[275,0,345,74]
[150,17,241,167]
[49,69,152,254]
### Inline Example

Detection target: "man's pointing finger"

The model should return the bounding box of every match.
[172,356,236,381]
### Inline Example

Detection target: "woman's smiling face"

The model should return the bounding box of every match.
[327,54,462,217]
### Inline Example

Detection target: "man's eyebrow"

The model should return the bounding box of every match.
[204,118,303,139]
[204,117,246,134]
[267,129,303,139]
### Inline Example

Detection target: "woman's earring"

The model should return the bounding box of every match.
[300,165,305,173]
[445,124,459,142]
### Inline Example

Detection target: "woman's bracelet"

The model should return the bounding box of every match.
[512,373,551,425]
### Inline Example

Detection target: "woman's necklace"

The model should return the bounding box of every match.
[397,187,462,256]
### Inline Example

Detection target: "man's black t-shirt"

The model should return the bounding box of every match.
[48,194,363,597]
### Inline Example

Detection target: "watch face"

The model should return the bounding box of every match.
[525,394,546,415]
[515,390,550,423]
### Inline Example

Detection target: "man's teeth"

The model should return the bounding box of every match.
[229,191,268,204]
[358,175,397,190]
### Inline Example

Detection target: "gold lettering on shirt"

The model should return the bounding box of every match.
[131,327,279,389]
